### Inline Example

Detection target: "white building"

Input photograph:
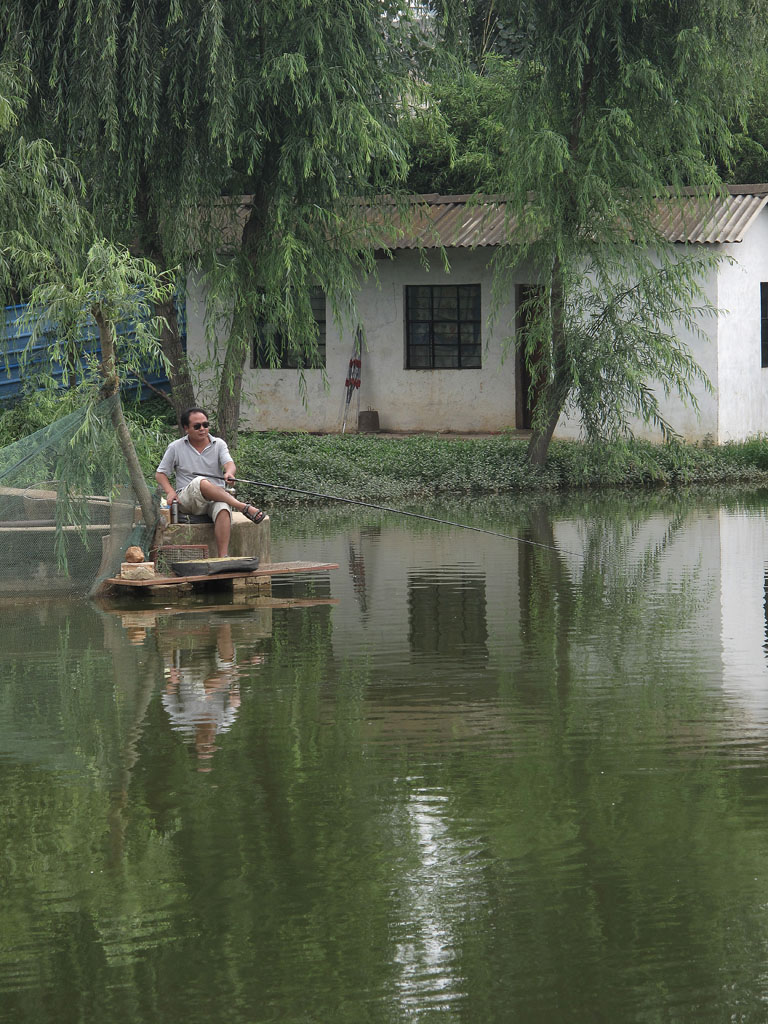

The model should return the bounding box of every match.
[186,186,768,441]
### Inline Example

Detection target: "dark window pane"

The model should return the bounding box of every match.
[434,347,459,368]
[458,285,481,320]
[433,287,458,320]
[460,322,481,347]
[433,324,459,352]
[409,322,430,346]
[252,289,326,369]
[409,346,432,368]
[460,345,481,368]
[405,283,481,370]
[408,286,432,320]
[310,285,325,320]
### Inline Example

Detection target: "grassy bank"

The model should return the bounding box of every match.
[6,392,768,502]
[129,417,768,503]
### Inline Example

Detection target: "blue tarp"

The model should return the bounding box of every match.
[0,302,185,401]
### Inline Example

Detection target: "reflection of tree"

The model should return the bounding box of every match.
[8,503,768,1022]
[347,539,369,616]
[518,500,704,704]
[436,499,763,1020]
[0,602,184,1021]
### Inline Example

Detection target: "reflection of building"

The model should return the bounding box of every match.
[408,570,487,660]
[719,508,768,718]
[275,520,514,708]
[273,502,768,725]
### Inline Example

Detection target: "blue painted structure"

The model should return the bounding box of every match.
[0,303,185,401]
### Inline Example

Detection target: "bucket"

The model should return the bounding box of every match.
[358,410,380,433]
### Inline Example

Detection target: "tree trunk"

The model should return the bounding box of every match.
[95,306,156,528]
[216,329,247,444]
[526,259,572,467]
[157,295,196,427]
[527,409,562,466]
[215,195,269,445]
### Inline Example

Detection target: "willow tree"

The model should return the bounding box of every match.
[1,0,419,438]
[0,60,86,305]
[437,0,766,464]
[0,60,171,527]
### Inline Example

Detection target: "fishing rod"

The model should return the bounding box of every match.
[218,475,580,557]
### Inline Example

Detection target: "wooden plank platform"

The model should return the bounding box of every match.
[101,559,339,589]
[97,597,339,621]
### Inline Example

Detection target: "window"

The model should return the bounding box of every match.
[405,284,481,369]
[252,287,326,369]
[408,569,488,659]
[761,283,768,368]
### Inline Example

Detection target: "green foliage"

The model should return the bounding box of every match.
[725,76,768,183]
[1,0,425,435]
[21,240,175,390]
[404,60,519,194]
[0,60,87,304]
[119,431,768,507]
[424,2,767,464]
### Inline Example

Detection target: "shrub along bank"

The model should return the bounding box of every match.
[5,392,768,503]
[134,422,768,504]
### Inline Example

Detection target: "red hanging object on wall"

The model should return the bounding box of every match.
[342,330,362,432]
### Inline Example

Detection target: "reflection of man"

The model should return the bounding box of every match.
[155,407,265,557]
[162,623,247,772]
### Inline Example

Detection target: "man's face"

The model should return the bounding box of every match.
[186,412,210,440]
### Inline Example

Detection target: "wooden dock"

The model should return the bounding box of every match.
[100,559,339,593]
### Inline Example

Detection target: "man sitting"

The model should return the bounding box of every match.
[155,407,265,557]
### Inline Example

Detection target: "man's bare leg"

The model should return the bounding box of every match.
[213,508,232,557]
[198,478,250,512]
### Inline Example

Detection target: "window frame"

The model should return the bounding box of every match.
[404,283,482,370]
[252,287,326,370]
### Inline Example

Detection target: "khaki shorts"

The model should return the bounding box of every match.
[177,476,232,523]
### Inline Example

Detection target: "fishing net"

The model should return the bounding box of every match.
[0,394,157,598]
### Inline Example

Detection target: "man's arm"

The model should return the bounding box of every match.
[155,471,178,504]
[222,459,236,485]
[156,440,179,502]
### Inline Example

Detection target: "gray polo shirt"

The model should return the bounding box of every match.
[156,435,233,492]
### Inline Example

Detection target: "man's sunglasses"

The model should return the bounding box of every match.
[191,422,210,430]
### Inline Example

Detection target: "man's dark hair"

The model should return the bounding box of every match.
[180,407,209,429]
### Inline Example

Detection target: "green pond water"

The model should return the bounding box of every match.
[4,492,768,1023]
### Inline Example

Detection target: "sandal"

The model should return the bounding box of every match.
[242,504,266,524]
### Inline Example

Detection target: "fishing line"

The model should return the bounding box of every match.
[214,475,581,558]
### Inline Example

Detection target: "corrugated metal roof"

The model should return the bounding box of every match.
[651,187,768,243]
[377,187,768,249]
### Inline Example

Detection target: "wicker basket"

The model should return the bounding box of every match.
[155,543,209,575]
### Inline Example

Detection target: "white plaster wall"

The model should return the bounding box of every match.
[719,507,768,720]
[554,251,720,443]
[187,219,768,441]
[186,249,519,433]
[716,213,768,440]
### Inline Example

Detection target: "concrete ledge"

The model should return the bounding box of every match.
[154,511,270,563]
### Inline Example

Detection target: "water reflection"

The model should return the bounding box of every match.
[160,619,255,771]
[4,496,768,1022]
